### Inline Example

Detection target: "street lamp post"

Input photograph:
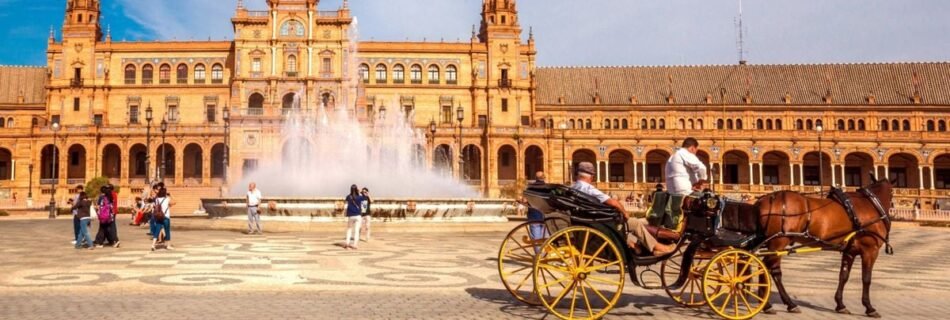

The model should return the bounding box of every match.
[49,122,61,219]
[456,105,465,181]
[160,118,168,183]
[222,105,230,185]
[27,164,34,206]
[559,121,568,184]
[816,124,824,196]
[145,105,153,184]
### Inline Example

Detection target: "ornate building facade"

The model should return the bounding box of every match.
[0,0,948,211]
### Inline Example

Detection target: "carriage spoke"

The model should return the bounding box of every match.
[539,274,575,290]
[734,289,741,317]
[549,282,576,308]
[569,279,579,319]
[742,288,767,302]
[707,288,730,303]
[582,242,610,269]
[586,259,622,271]
[583,279,611,305]
[716,292,734,315]
[537,263,572,275]
[502,265,531,276]
[512,270,533,291]
[587,275,623,286]
[580,280,594,318]
[739,289,755,312]
[736,268,768,282]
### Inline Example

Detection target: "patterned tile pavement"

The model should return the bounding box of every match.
[0,219,948,319]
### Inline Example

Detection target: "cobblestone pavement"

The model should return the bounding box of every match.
[0,219,947,319]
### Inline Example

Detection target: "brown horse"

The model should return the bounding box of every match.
[753,176,893,318]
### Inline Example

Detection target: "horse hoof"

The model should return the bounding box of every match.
[836,308,851,315]
[867,311,882,318]
[788,306,802,314]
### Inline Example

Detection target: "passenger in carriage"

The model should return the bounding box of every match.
[665,138,708,226]
[571,162,675,256]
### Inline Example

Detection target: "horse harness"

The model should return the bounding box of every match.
[760,187,894,255]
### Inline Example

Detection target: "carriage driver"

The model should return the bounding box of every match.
[665,137,709,226]
[572,162,675,256]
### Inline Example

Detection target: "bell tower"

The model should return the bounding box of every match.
[478,0,520,42]
[63,0,103,41]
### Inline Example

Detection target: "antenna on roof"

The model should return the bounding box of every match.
[735,0,748,65]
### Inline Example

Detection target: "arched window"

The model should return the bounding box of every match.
[678,119,685,129]
[650,119,657,129]
[815,119,823,129]
[837,119,846,131]
[159,64,171,84]
[585,119,592,129]
[0,119,4,128]
[805,119,813,130]
[902,120,911,131]
[603,119,611,129]
[176,64,188,84]
[124,64,136,84]
[766,119,773,130]
[280,20,305,37]
[659,119,666,129]
[358,64,369,83]
[727,119,734,130]
[640,119,647,129]
[795,119,803,130]
[569,119,576,129]
[939,120,947,132]
[717,119,724,130]
[848,119,855,131]
[775,119,782,130]
[756,119,763,130]
[622,119,629,129]
[736,119,743,130]
[857,120,865,131]
[6,118,12,128]
[248,93,265,115]
[891,120,899,131]
[410,65,422,84]
[194,64,206,83]
[613,119,619,129]
[688,119,694,129]
[926,120,935,132]
[427,65,440,84]
[375,64,387,83]
[211,64,224,83]
[880,120,889,131]
[539,119,546,128]
[287,55,298,73]
[446,65,458,84]
[393,64,405,83]
[697,119,704,130]
[142,64,154,84]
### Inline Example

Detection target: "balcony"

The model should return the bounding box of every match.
[247,11,269,18]
[66,178,86,185]
[70,78,84,87]
[498,79,512,88]
[40,179,57,185]
[177,78,188,84]
[240,108,265,116]
[285,71,298,78]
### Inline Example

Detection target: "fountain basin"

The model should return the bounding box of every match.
[201,198,515,222]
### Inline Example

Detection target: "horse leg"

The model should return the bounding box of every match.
[834,252,856,314]
[861,249,881,318]
[765,255,801,313]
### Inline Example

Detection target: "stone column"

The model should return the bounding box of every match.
[603,161,610,184]
[174,147,184,186]
[758,162,765,186]
[748,163,754,185]
[831,164,837,187]
[918,165,925,190]
[632,161,638,184]
[789,163,795,186]
[799,164,804,187]
[202,147,212,187]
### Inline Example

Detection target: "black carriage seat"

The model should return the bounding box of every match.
[709,229,758,248]
[523,184,619,222]
[711,200,760,248]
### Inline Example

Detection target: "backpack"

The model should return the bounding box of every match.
[154,198,167,223]
[98,197,114,223]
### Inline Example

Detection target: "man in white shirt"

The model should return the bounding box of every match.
[572,162,674,256]
[664,138,709,227]
[246,182,263,234]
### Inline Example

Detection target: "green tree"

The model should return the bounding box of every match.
[84,177,120,200]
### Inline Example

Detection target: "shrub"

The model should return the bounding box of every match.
[0,210,9,216]
[84,177,120,200]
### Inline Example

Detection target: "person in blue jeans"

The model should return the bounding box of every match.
[70,185,83,246]
[72,192,94,250]
[343,185,365,250]
[150,186,174,251]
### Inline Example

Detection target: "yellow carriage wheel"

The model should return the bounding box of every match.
[660,246,711,308]
[533,226,625,320]
[498,221,551,305]
[702,249,771,320]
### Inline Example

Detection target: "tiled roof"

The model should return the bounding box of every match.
[536,62,950,106]
[0,66,47,105]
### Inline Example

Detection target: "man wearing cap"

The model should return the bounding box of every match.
[571,161,675,256]
[665,138,709,227]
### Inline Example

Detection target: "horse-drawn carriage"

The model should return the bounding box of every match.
[498,179,894,320]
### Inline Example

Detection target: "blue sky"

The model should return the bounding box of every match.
[2,0,949,67]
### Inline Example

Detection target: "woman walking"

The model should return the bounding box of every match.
[72,192,94,250]
[94,185,120,248]
[343,185,364,250]
[151,186,174,251]
[359,188,372,242]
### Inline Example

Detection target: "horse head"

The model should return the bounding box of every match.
[864,172,894,214]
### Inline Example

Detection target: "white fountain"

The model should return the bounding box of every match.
[202,17,513,222]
